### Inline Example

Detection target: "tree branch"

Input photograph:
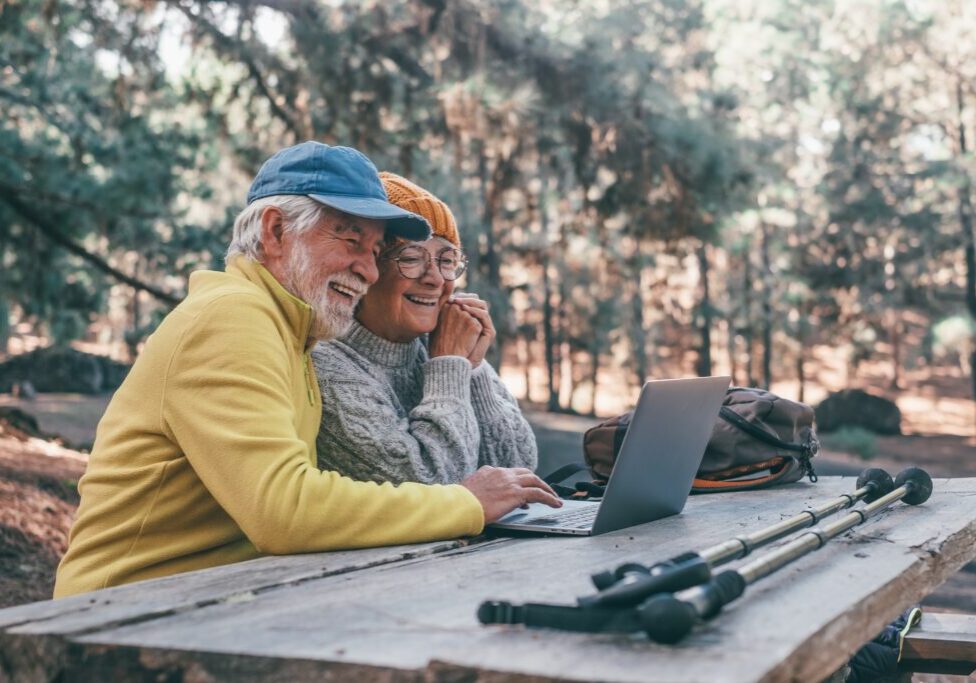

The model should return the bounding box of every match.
[0,179,163,221]
[167,0,308,140]
[222,0,434,85]
[0,188,182,306]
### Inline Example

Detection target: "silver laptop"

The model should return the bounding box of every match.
[489,376,730,536]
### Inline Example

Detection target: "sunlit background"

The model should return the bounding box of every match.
[1,0,974,431]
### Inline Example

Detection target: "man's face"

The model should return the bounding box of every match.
[282,209,384,341]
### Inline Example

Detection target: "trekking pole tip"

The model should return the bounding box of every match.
[638,595,697,644]
[857,468,895,502]
[894,467,933,505]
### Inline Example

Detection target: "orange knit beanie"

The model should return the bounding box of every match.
[379,172,460,247]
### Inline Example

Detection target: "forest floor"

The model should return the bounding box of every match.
[0,416,86,607]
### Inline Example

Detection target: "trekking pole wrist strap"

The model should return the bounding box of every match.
[478,600,642,633]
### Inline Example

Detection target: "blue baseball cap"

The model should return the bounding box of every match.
[246,142,431,241]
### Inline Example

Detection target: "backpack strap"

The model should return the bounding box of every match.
[542,463,589,486]
[541,463,607,500]
[718,407,819,482]
[718,407,805,453]
[541,463,597,499]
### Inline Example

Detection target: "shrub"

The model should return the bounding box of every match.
[821,426,878,460]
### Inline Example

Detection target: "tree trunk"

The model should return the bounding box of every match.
[536,168,561,412]
[760,222,773,389]
[477,144,503,369]
[520,334,533,404]
[743,249,756,386]
[696,242,713,377]
[0,299,8,355]
[956,80,976,436]
[560,341,574,411]
[555,245,570,411]
[796,353,805,404]
[629,251,649,388]
[541,254,559,410]
[128,288,142,361]
[890,312,902,390]
[796,305,806,404]
[588,346,600,416]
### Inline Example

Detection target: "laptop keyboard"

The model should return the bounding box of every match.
[530,505,599,527]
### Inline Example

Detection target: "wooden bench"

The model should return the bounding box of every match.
[901,612,976,676]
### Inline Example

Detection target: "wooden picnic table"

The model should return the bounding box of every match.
[2,476,975,682]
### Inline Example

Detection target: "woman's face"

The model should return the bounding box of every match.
[356,237,459,343]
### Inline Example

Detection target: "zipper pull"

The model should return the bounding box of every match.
[303,354,315,406]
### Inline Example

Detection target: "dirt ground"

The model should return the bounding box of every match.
[0,418,85,607]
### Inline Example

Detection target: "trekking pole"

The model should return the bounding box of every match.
[638,467,933,644]
[478,469,897,632]
[578,468,896,609]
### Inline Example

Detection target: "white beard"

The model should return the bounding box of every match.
[284,246,363,341]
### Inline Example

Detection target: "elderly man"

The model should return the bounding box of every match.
[54,142,560,597]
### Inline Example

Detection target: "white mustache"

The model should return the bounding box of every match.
[327,275,367,298]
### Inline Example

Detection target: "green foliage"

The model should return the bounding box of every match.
[0,0,218,342]
[821,427,879,461]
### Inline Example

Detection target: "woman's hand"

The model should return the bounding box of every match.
[451,294,496,368]
[429,301,483,360]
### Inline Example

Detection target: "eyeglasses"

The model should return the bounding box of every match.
[385,244,468,281]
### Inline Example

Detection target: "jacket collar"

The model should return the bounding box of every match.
[226,256,314,349]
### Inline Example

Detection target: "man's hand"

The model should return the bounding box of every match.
[460,466,562,523]
[450,294,495,368]
[429,302,482,359]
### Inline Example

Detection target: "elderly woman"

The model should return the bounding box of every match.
[312,173,538,485]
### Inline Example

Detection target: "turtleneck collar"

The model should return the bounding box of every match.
[341,319,422,367]
[226,256,314,349]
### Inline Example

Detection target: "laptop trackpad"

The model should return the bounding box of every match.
[494,499,599,525]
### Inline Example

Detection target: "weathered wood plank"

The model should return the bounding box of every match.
[0,539,480,633]
[4,478,975,683]
[0,540,501,682]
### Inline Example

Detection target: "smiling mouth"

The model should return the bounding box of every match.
[329,282,364,301]
[404,294,438,307]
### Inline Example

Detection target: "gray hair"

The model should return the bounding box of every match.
[226,195,330,262]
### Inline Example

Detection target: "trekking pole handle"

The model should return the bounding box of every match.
[578,554,711,609]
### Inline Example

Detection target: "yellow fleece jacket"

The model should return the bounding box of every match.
[54,258,484,597]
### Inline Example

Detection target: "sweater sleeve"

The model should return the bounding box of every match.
[314,349,482,485]
[469,362,539,471]
[160,295,484,554]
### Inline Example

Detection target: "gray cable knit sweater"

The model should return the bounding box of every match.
[312,320,538,485]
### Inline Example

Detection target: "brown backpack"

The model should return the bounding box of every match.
[581,386,819,494]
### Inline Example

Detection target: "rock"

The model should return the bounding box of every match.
[814,389,902,435]
[0,346,130,394]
